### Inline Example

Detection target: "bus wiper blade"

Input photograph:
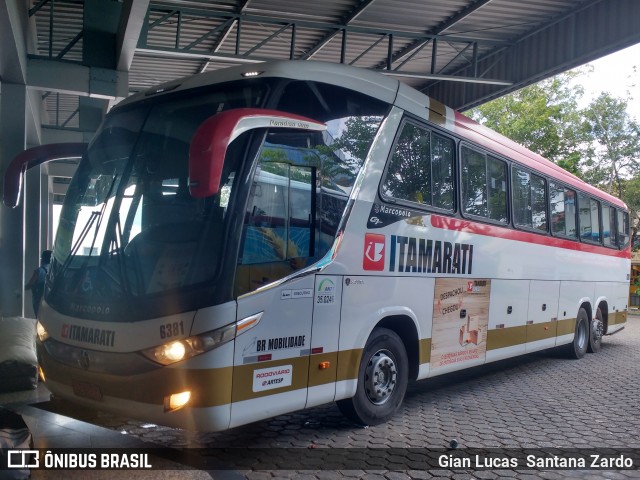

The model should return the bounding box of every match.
[105,213,134,296]
[50,210,101,295]
[86,174,118,262]
[67,211,101,265]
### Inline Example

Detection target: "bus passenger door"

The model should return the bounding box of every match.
[526,280,560,352]
[231,276,314,429]
[229,154,318,428]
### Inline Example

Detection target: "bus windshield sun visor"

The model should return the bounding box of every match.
[188,108,326,198]
[3,143,87,208]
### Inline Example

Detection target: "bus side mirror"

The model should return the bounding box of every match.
[188,108,326,198]
[3,143,87,208]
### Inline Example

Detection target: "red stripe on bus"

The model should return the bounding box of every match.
[430,215,630,259]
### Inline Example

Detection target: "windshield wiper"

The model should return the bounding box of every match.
[49,210,101,296]
[50,174,119,297]
[106,213,135,296]
[85,174,118,263]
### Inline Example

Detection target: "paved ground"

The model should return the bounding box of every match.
[22,314,639,479]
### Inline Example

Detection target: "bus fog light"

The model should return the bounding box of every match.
[165,391,191,411]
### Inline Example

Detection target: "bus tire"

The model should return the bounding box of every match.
[337,328,408,426]
[565,307,589,359]
[587,307,603,353]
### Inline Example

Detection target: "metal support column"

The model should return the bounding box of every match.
[41,171,52,250]
[0,83,28,318]
[24,166,42,319]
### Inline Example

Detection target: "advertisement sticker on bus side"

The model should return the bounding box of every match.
[431,278,491,370]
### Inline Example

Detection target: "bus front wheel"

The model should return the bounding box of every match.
[587,307,603,353]
[337,328,408,426]
[565,307,589,359]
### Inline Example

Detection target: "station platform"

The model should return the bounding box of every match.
[2,313,640,480]
[1,386,214,479]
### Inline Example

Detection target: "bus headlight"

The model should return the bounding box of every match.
[142,322,237,366]
[157,341,187,363]
[36,321,49,342]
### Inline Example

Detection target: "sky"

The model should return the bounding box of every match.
[570,43,640,121]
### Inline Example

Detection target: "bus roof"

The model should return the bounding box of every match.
[120,60,400,108]
[119,60,627,211]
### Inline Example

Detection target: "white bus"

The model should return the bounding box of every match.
[5,60,630,431]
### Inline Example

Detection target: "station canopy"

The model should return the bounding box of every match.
[2,0,640,202]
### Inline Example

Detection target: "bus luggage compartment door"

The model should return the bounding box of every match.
[486,279,528,362]
[230,275,314,428]
[526,280,560,352]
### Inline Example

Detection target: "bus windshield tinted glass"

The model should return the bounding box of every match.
[49,83,267,318]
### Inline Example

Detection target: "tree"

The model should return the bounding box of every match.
[467,70,586,169]
[467,68,640,246]
[620,176,640,246]
[315,115,382,186]
[579,92,640,199]
[330,116,380,169]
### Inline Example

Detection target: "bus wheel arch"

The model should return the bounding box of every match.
[375,315,419,380]
[598,302,609,335]
[588,303,606,353]
[337,326,409,426]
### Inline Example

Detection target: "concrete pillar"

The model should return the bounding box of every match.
[83,0,122,69]
[0,82,27,318]
[79,97,105,132]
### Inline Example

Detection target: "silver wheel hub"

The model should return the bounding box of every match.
[364,349,397,405]
[576,319,587,349]
[592,318,603,341]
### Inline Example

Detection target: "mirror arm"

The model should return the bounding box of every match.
[188,108,326,198]
[3,143,87,208]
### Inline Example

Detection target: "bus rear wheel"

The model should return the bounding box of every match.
[337,328,408,426]
[587,307,604,353]
[565,307,589,359]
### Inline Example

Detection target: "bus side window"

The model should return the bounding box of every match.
[578,194,601,243]
[590,198,601,243]
[549,183,577,238]
[512,166,547,232]
[602,205,617,247]
[577,193,592,241]
[617,209,630,247]
[382,121,454,211]
[461,146,507,223]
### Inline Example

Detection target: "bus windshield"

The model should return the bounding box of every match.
[47,78,389,321]
[49,82,268,319]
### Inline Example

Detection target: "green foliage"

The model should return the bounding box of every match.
[467,71,585,164]
[579,92,640,198]
[467,67,640,245]
[314,116,382,186]
[331,116,379,167]
[622,176,640,214]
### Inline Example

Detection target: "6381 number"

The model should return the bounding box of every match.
[160,321,185,339]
